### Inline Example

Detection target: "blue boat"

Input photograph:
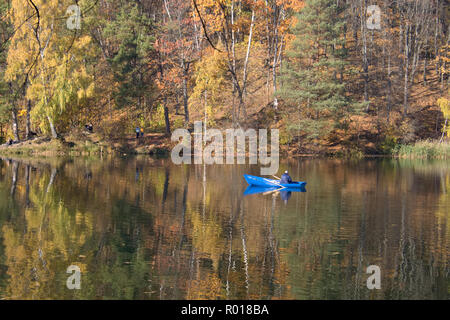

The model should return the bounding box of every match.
[243,174,307,188]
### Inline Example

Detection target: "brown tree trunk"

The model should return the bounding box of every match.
[164,99,171,135]
[25,99,32,139]
[360,0,369,111]
[423,53,427,85]
[403,26,410,115]
[182,64,189,125]
[272,27,279,110]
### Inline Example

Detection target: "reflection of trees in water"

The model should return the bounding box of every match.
[182,165,288,299]
[274,159,449,299]
[384,174,449,299]
[0,159,77,298]
[10,161,18,196]
[0,157,447,299]
[0,158,155,299]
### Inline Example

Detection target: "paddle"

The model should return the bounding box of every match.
[263,186,286,196]
[264,177,282,187]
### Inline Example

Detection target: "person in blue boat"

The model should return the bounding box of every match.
[280,170,292,184]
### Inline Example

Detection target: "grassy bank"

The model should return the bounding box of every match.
[0,130,175,156]
[394,140,450,159]
[0,136,113,156]
[2,131,449,160]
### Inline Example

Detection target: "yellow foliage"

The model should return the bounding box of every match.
[5,0,98,135]
[17,109,27,117]
[437,96,450,137]
[190,47,228,110]
[438,97,449,118]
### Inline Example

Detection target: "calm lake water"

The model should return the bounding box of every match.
[0,156,448,300]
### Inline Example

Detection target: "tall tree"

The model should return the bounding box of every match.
[5,0,98,138]
[102,2,155,111]
[279,0,359,141]
[0,0,19,142]
[159,0,200,125]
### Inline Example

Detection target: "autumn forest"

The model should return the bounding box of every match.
[0,0,449,155]
[0,0,449,302]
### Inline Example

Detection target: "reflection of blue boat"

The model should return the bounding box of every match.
[244,186,306,196]
[243,174,307,188]
[243,186,279,195]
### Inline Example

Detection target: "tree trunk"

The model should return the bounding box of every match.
[230,0,239,123]
[242,7,255,105]
[423,53,427,85]
[164,100,171,135]
[9,82,19,142]
[440,118,448,143]
[11,108,19,142]
[272,25,279,110]
[182,65,189,125]
[360,0,369,111]
[231,92,237,127]
[236,89,245,123]
[387,54,392,122]
[434,14,439,75]
[204,90,207,130]
[48,116,58,139]
[25,99,32,139]
[403,26,410,115]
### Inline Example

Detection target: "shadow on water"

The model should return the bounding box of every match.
[0,156,448,299]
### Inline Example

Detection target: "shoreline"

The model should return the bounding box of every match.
[1,135,448,160]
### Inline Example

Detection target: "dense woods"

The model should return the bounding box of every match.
[0,0,449,154]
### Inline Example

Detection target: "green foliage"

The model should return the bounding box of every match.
[172,117,185,130]
[149,104,167,132]
[279,0,359,142]
[0,80,11,130]
[379,135,398,155]
[279,129,292,146]
[103,2,155,109]
[333,146,364,159]
[205,105,216,127]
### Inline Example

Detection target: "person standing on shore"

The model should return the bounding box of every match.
[135,126,140,139]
